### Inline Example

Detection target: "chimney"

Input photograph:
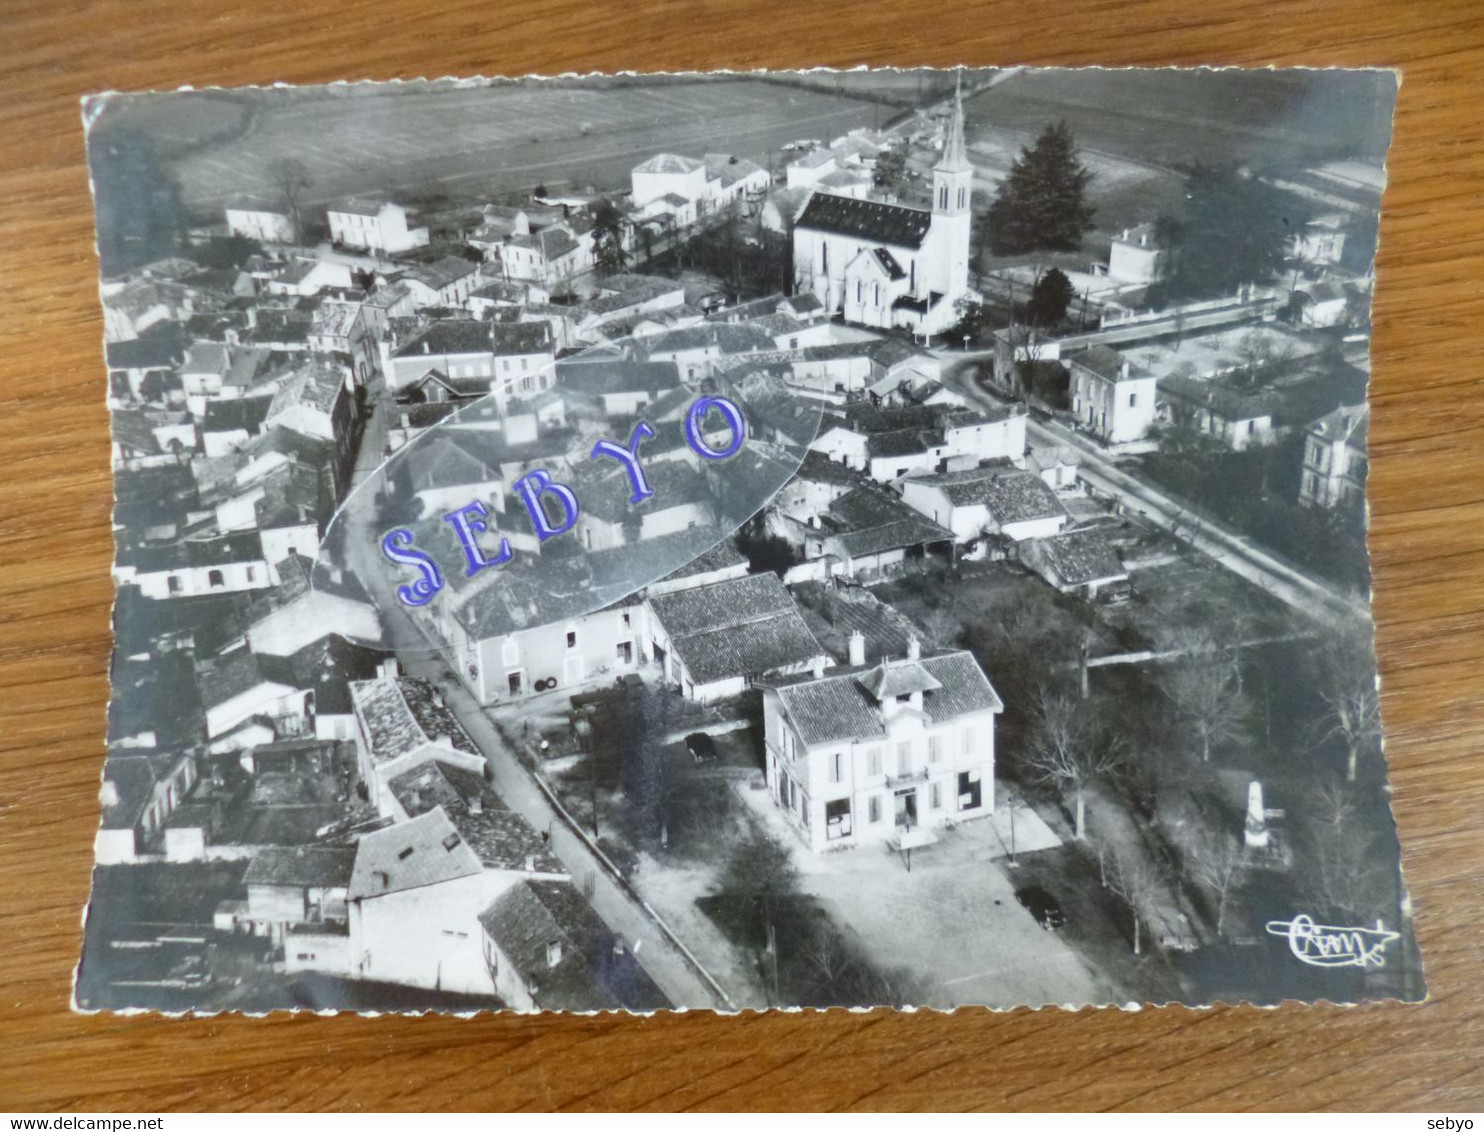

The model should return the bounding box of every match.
[848,630,866,667]
[1140,232,1147,247]
[409,787,422,810]
[907,636,921,661]
[468,794,483,815]
[378,658,400,681]
[422,340,430,354]
[546,940,562,967]
[1121,227,1129,240]
[1120,360,1130,379]
[524,852,536,872]
[812,656,827,679]
[431,689,445,708]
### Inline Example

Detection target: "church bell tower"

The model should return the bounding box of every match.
[930,74,974,301]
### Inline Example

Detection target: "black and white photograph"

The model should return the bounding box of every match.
[80,65,1418,1015]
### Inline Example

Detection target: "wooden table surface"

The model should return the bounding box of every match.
[3,0,1482,1112]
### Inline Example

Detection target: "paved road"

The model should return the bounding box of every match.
[939,358,1370,629]
[335,377,727,1011]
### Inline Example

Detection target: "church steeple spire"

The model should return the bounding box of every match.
[935,72,971,174]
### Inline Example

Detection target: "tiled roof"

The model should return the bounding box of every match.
[650,572,824,686]
[396,319,553,359]
[118,530,264,573]
[267,359,345,419]
[99,755,157,830]
[387,760,564,874]
[348,808,484,899]
[821,486,953,556]
[404,255,480,292]
[1309,403,1369,449]
[859,659,942,700]
[202,396,272,435]
[197,648,295,710]
[243,845,356,889]
[479,879,668,1011]
[909,467,1068,525]
[106,328,184,371]
[329,196,394,218]
[555,358,679,397]
[795,192,932,250]
[643,323,775,356]
[1028,528,1127,587]
[634,153,704,175]
[767,649,1002,746]
[1070,345,1151,383]
[348,675,479,764]
[871,247,906,281]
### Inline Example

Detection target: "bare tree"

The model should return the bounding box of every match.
[1105,845,1165,956]
[1301,781,1395,921]
[917,606,962,650]
[1157,628,1246,763]
[1187,834,1251,936]
[1023,689,1125,840]
[1313,622,1383,783]
[266,157,311,243]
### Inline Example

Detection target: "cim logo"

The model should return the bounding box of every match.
[1264,914,1400,969]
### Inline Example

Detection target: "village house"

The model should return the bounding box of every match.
[1289,213,1348,266]
[804,484,955,581]
[397,255,483,309]
[646,570,830,703]
[264,257,356,298]
[1068,345,1159,444]
[1290,278,1351,329]
[326,197,429,255]
[348,667,487,813]
[385,319,557,409]
[791,84,973,337]
[309,299,381,385]
[575,461,715,552]
[107,327,186,402]
[640,322,776,382]
[760,637,1003,853]
[1299,403,1368,511]
[224,196,297,243]
[555,357,681,418]
[898,465,1069,545]
[1106,223,1166,285]
[239,845,356,951]
[1022,527,1131,602]
[811,402,1026,484]
[478,878,667,1011]
[113,530,275,600]
[489,223,595,289]
[93,752,198,864]
[195,647,315,745]
[242,554,382,659]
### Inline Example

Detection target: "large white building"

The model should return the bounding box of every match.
[761,638,1002,853]
[791,84,975,337]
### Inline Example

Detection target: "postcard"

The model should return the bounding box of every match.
[79,66,1418,1014]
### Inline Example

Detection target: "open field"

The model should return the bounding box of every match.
[968,68,1396,173]
[100,79,887,210]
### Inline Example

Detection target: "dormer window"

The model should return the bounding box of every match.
[896,693,912,704]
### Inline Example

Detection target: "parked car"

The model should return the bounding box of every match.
[1015,885,1066,931]
[684,731,718,764]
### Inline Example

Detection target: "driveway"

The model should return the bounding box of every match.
[736,786,1110,1010]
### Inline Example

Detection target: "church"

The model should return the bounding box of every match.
[791,83,976,338]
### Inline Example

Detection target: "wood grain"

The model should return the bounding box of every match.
[2,0,1481,1112]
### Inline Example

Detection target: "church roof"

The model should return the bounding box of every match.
[795,193,932,250]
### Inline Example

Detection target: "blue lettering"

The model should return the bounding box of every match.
[590,421,656,504]
[513,468,581,541]
[380,528,445,607]
[442,499,513,577]
[685,395,746,460]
